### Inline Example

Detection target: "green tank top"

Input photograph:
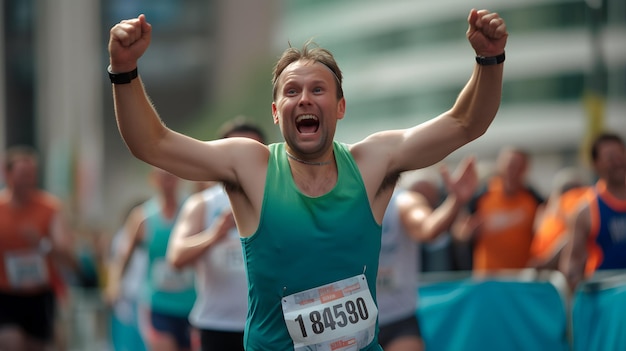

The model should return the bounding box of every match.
[241,141,383,350]
[141,198,196,317]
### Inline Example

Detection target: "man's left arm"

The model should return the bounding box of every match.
[392,9,508,172]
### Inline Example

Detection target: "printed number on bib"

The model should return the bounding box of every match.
[152,258,194,292]
[282,274,377,350]
[4,250,49,289]
[294,296,370,337]
[210,239,245,273]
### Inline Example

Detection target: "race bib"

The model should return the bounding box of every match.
[282,274,378,351]
[4,250,49,289]
[375,267,398,293]
[152,258,194,292]
[210,239,245,273]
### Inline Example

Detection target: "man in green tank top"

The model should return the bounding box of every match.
[107,8,508,350]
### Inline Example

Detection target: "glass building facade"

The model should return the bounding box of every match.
[1,0,624,220]
[275,0,626,161]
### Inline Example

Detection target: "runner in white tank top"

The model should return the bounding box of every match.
[166,119,266,351]
[191,185,248,330]
[377,157,478,351]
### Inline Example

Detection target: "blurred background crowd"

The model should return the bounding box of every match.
[1,0,625,350]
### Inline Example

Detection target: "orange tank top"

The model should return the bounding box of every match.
[585,180,626,275]
[530,186,590,262]
[0,190,61,294]
[473,178,543,271]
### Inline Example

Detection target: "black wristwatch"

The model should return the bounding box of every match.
[475,52,505,66]
[107,65,138,84]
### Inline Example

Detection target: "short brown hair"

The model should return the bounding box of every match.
[272,40,344,101]
[591,132,624,162]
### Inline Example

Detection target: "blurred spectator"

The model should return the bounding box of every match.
[0,145,77,351]
[108,198,149,351]
[105,167,195,351]
[167,118,266,351]
[528,167,590,270]
[560,132,626,290]
[378,157,478,351]
[456,147,545,272]
[401,167,472,272]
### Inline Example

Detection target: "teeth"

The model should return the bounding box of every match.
[296,114,318,123]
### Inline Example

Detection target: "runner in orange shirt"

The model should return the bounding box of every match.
[529,167,590,270]
[458,147,545,272]
[0,145,76,351]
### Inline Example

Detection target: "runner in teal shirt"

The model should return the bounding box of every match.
[141,198,196,317]
[242,142,382,350]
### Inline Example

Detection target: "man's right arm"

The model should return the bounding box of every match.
[108,15,267,186]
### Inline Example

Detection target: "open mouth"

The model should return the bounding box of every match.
[296,114,319,134]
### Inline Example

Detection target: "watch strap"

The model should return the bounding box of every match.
[475,52,505,66]
[107,65,138,84]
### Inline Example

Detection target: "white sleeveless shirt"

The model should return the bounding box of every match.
[188,185,248,331]
[377,190,421,326]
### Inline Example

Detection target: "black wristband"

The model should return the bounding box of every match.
[107,65,138,84]
[475,52,505,65]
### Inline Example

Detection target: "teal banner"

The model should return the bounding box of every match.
[572,271,626,351]
[417,272,570,351]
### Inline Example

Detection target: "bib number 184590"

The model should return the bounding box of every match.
[294,297,370,337]
[282,275,377,349]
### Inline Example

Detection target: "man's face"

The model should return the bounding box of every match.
[8,157,38,190]
[594,141,626,185]
[152,168,180,195]
[497,149,527,193]
[272,60,345,157]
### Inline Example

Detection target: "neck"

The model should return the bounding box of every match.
[286,150,332,166]
[604,180,626,200]
[8,187,34,206]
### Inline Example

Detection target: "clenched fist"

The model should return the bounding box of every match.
[467,9,508,57]
[108,14,152,73]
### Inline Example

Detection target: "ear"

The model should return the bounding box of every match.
[272,102,279,125]
[336,97,346,120]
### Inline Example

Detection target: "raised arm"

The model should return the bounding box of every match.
[108,15,267,183]
[167,192,236,269]
[364,9,508,174]
[398,157,478,242]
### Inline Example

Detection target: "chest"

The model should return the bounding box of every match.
[0,204,55,247]
[291,171,338,197]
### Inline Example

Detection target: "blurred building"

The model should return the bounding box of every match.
[276,0,626,193]
[1,0,278,228]
[1,0,625,226]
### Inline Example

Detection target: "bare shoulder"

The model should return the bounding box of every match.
[231,139,270,185]
[350,130,404,168]
[221,137,270,165]
[201,137,270,189]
